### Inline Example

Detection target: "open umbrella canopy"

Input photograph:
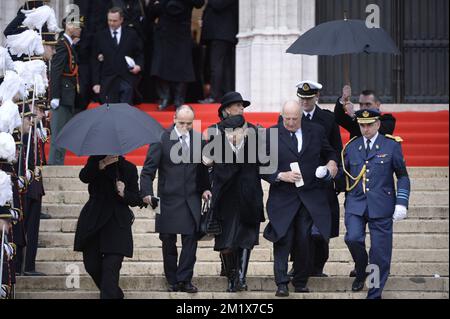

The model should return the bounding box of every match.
[54,103,164,156]
[286,19,400,56]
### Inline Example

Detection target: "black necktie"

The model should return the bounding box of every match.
[181,135,189,161]
[113,31,119,46]
[291,132,298,152]
[366,139,371,157]
[306,113,312,121]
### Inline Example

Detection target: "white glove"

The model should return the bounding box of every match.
[50,98,60,110]
[393,205,408,221]
[315,166,328,178]
[315,165,332,181]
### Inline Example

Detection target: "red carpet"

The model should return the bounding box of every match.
[45,104,449,167]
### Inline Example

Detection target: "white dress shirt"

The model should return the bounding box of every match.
[110,27,122,45]
[363,132,379,150]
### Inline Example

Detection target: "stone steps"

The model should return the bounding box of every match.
[34,261,449,277]
[15,276,449,293]
[17,165,449,299]
[38,219,449,234]
[41,166,449,178]
[40,190,450,206]
[16,290,449,299]
[42,204,450,220]
[37,232,449,249]
[42,177,449,192]
[35,248,449,263]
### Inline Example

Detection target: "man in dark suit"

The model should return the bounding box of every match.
[200,0,238,103]
[48,20,82,165]
[334,85,396,139]
[140,105,211,293]
[262,100,338,297]
[150,0,205,110]
[91,7,144,105]
[297,80,343,277]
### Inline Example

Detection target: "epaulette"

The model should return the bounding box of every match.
[385,134,403,143]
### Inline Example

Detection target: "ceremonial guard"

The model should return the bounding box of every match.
[341,109,410,299]
[49,18,82,165]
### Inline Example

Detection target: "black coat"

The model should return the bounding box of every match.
[150,0,205,82]
[304,107,343,238]
[74,156,142,257]
[50,36,79,110]
[91,26,144,101]
[262,121,338,243]
[207,121,265,250]
[201,0,238,44]
[334,98,396,139]
[140,127,209,235]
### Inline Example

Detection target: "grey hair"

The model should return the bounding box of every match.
[175,105,195,117]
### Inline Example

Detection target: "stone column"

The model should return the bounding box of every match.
[236,0,318,112]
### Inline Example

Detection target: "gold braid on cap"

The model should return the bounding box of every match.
[341,137,367,192]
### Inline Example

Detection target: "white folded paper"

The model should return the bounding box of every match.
[125,56,136,69]
[290,162,304,188]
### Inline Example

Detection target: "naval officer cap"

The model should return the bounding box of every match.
[355,109,381,124]
[296,80,323,98]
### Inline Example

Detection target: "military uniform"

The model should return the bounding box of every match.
[342,109,410,299]
[48,33,80,165]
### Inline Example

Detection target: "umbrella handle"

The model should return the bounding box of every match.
[343,54,351,85]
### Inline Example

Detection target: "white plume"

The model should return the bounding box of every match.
[0,46,15,78]
[0,170,13,206]
[5,30,44,58]
[14,60,48,96]
[0,71,28,103]
[21,5,61,33]
[0,100,22,134]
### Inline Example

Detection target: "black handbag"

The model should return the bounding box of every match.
[198,199,222,240]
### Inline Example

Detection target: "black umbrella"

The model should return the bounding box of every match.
[286,18,400,83]
[54,103,164,156]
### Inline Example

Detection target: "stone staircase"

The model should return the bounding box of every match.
[15,166,449,299]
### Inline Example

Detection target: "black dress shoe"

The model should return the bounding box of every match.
[158,99,169,111]
[275,284,289,297]
[167,283,180,292]
[40,212,51,219]
[179,282,198,293]
[23,271,46,276]
[352,278,365,292]
[287,267,295,277]
[294,287,310,293]
[349,269,357,277]
[310,272,328,277]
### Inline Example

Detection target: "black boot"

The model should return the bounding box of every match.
[237,248,251,291]
[221,251,238,292]
[219,254,226,277]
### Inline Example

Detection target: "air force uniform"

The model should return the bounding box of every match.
[342,109,410,299]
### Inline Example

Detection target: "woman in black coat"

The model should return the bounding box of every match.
[74,155,142,299]
[205,92,265,292]
[150,0,205,109]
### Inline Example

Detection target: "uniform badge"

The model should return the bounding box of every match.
[377,154,388,158]
[362,110,370,118]
[302,83,310,91]
[375,145,380,150]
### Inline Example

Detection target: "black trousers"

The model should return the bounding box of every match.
[160,233,197,285]
[156,78,187,107]
[82,235,125,299]
[102,78,134,105]
[209,40,234,101]
[309,231,329,275]
[273,204,313,288]
[15,196,42,273]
